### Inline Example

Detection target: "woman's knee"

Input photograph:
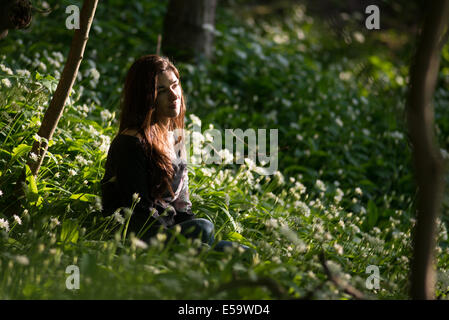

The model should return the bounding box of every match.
[193,218,214,234]
[179,218,214,245]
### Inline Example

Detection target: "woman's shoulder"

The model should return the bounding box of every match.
[110,130,146,155]
[121,128,142,139]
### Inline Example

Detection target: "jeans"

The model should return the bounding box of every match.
[168,218,251,253]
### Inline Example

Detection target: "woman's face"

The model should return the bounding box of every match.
[154,70,181,124]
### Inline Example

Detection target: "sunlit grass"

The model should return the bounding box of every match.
[0,0,449,299]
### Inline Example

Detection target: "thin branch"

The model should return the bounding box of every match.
[319,252,366,300]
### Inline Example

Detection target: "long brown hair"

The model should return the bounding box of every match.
[118,54,186,200]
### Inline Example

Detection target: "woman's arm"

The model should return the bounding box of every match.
[113,137,165,233]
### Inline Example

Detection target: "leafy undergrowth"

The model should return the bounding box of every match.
[0,0,449,299]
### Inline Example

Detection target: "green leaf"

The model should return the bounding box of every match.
[220,207,237,231]
[24,165,39,203]
[226,231,254,248]
[366,199,379,229]
[12,144,32,159]
[69,193,97,202]
[60,219,79,245]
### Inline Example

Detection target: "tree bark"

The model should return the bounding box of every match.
[407,0,449,300]
[27,0,98,177]
[0,0,32,40]
[161,0,218,63]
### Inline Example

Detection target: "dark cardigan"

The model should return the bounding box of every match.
[100,134,195,238]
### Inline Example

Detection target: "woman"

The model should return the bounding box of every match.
[101,54,248,252]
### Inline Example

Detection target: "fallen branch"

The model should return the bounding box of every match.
[319,252,366,300]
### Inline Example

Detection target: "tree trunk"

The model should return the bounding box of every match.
[27,0,98,177]
[407,0,449,300]
[161,0,218,63]
[0,0,32,40]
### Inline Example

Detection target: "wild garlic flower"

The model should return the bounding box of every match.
[131,235,148,249]
[49,217,60,229]
[13,215,22,225]
[315,179,326,192]
[0,218,10,232]
[1,78,12,88]
[113,209,125,224]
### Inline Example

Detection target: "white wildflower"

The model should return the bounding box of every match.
[156,232,167,242]
[265,218,279,229]
[1,78,12,88]
[204,131,214,142]
[52,51,64,63]
[68,169,77,176]
[355,187,363,196]
[132,193,141,204]
[13,215,22,225]
[98,135,111,154]
[351,224,361,234]
[89,68,100,81]
[335,117,343,127]
[201,167,213,177]
[295,201,310,217]
[15,255,29,265]
[0,64,13,75]
[315,179,326,192]
[244,157,256,171]
[295,181,306,194]
[389,131,404,140]
[339,71,351,81]
[334,243,344,255]
[131,236,148,249]
[114,209,125,224]
[274,171,285,185]
[334,188,344,203]
[100,109,112,122]
[38,62,47,72]
[49,217,60,229]
[33,133,42,142]
[189,114,202,126]
[29,152,38,162]
[0,218,10,232]
[75,155,88,166]
[353,31,365,43]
